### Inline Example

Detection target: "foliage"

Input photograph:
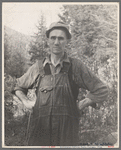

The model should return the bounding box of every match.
[27,14,49,64]
[4,27,33,146]
[4,74,31,146]
[4,28,28,78]
[59,5,117,67]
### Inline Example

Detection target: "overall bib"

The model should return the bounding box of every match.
[28,62,80,146]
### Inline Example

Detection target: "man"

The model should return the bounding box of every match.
[13,22,108,146]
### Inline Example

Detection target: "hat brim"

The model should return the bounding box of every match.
[46,27,71,39]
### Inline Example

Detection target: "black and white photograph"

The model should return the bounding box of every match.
[2,2,119,148]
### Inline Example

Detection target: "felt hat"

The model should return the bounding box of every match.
[46,21,71,39]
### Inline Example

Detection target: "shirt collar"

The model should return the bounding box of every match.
[43,52,70,67]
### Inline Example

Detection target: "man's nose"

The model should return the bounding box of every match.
[54,38,59,45]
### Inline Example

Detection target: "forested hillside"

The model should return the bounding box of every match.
[4,4,118,147]
[4,26,32,77]
[4,26,34,146]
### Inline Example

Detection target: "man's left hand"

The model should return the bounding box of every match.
[77,98,94,111]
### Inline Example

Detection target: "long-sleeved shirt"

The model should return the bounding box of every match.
[14,53,108,103]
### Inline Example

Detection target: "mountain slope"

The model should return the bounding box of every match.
[4,26,32,59]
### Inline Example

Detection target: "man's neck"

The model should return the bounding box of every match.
[51,53,64,67]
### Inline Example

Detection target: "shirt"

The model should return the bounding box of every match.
[14,53,108,103]
[43,53,70,75]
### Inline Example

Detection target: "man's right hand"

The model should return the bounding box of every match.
[15,90,35,110]
[22,99,35,110]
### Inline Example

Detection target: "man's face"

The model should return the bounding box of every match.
[48,29,68,56]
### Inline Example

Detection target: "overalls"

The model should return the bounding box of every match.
[28,61,80,146]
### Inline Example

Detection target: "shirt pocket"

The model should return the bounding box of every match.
[39,86,53,106]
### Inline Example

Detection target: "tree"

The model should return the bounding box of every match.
[59,4,118,82]
[28,14,48,64]
[4,31,26,78]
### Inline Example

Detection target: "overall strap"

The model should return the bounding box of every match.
[35,59,45,94]
[68,57,79,100]
[44,63,51,75]
[61,62,71,73]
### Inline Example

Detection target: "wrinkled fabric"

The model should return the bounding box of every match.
[28,64,80,146]
[14,57,108,103]
[13,54,108,146]
[43,52,70,75]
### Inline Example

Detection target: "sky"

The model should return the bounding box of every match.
[3,3,63,35]
[3,2,116,36]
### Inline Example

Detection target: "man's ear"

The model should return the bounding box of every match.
[66,39,70,44]
[47,39,49,46]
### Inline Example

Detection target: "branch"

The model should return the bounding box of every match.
[99,35,117,43]
[90,13,117,26]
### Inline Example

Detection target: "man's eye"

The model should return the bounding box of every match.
[51,37,56,40]
[58,37,64,40]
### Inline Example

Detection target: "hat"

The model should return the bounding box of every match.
[46,21,71,39]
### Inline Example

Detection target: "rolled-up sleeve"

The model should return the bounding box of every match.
[72,58,108,103]
[13,61,40,95]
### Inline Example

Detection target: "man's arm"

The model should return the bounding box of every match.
[13,61,40,109]
[72,58,108,110]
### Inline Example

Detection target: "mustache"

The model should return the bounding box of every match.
[53,46,60,48]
